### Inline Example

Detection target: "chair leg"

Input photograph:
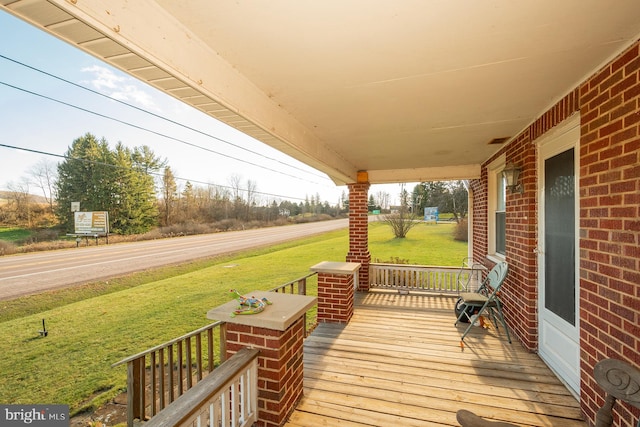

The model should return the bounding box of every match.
[460,321,475,342]
[496,305,511,344]
[458,303,486,342]
[458,304,512,344]
[488,305,511,344]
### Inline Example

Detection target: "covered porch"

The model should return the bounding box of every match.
[4,2,640,425]
[288,290,584,427]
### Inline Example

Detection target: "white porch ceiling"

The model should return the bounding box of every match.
[3,0,640,185]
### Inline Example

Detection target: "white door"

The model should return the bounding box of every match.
[537,117,580,397]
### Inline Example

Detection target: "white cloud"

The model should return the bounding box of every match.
[81,65,159,111]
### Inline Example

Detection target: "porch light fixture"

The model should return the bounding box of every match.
[502,162,523,194]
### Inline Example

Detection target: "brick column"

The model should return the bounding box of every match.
[317,272,354,323]
[310,261,361,324]
[225,318,304,427]
[207,291,316,427]
[347,179,371,290]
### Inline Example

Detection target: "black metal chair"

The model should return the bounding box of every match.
[454,260,511,345]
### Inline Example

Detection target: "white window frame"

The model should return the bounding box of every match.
[487,154,506,262]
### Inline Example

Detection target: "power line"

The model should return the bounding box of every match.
[0,142,313,202]
[1,79,333,189]
[0,53,330,181]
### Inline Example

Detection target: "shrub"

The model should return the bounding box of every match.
[0,240,17,256]
[453,218,468,242]
[374,256,410,264]
[18,229,60,244]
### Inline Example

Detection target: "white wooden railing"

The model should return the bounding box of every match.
[369,263,478,294]
[143,347,259,427]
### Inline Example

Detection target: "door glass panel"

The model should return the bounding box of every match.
[495,174,506,255]
[544,149,575,325]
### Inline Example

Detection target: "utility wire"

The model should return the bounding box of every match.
[0,53,330,180]
[0,79,332,188]
[0,142,312,202]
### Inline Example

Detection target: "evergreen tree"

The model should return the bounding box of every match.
[55,133,113,230]
[55,133,159,234]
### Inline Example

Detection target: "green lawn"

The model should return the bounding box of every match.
[0,222,466,415]
[368,220,466,265]
[0,227,31,242]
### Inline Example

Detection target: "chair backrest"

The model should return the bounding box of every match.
[479,261,508,295]
[594,358,640,427]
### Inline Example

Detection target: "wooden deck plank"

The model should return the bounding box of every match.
[303,366,581,419]
[303,356,580,409]
[285,290,586,427]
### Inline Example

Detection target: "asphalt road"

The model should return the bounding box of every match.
[0,219,348,300]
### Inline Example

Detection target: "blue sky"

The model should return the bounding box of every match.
[0,10,386,205]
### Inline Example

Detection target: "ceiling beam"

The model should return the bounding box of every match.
[368,164,481,184]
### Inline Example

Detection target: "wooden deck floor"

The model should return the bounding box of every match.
[285,290,586,427]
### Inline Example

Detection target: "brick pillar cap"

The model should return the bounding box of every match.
[310,261,361,274]
[207,291,316,331]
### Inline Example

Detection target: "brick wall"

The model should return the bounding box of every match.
[317,272,354,323]
[347,182,371,289]
[471,90,580,351]
[472,40,640,426]
[578,41,640,426]
[225,317,305,427]
[468,178,487,263]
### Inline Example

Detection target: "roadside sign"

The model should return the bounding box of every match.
[424,207,438,223]
[74,211,109,235]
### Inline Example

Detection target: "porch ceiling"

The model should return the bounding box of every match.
[3,1,640,185]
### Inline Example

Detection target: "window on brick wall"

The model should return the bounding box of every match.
[488,155,506,259]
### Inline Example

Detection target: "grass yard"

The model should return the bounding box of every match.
[0,227,31,242]
[0,221,466,415]
[368,220,466,265]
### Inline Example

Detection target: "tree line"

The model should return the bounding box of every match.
[1,134,468,236]
[1,133,346,234]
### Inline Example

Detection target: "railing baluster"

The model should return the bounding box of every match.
[186,336,192,389]
[158,348,165,411]
[207,327,214,372]
[167,344,174,403]
[177,341,184,397]
[150,351,157,416]
[196,334,203,381]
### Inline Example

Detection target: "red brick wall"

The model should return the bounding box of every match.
[472,40,640,426]
[347,182,371,289]
[472,90,580,351]
[225,317,305,427]
[317,272,354,323]
[578,41,640,426]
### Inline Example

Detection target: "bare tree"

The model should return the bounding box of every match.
[383,184,419,238]
[374,190,391,210]
[28,159,57,212]
[228,174,243,201]
[245,179,258,221]
[7,179,33,228]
